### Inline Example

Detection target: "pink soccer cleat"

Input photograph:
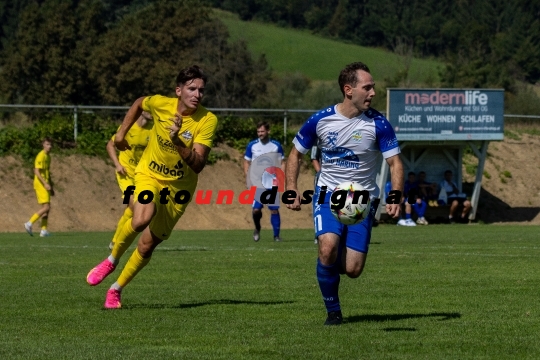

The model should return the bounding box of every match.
[86,259,116,286]
[104,289,122,309]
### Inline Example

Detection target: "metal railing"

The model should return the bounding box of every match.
[0,104,539,142]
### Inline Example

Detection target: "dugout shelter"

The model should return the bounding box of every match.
[375,88,505,221]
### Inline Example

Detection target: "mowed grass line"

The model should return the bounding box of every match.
[216,10,442,83]
[1,226,539,359]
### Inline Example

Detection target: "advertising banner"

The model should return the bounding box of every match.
[387,89,504,140]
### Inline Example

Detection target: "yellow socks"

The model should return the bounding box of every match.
[41,217,48,230]
[111,220,139,260]
[29,213,40,224]
[112,207,133,243]
[116,248,151,288]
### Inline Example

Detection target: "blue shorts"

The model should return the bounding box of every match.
[313,186,378,254]
[253,200,279,211]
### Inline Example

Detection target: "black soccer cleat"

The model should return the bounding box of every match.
[324,311,343,326]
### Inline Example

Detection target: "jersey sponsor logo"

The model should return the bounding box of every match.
[181,130,193,141]
[157,134,178,154]
[148,160,184,179]
[321,147,360,169]
[351,130,363,143]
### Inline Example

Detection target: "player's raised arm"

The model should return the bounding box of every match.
[385,154,404,218]
[115,97,146,151]
[167,113,214,174]
[285,146,303,211]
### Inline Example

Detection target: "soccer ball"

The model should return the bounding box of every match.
[330,181,371,225]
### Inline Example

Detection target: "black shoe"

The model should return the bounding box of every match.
[274,236,282,242]
[324,311,343,326]
[448,218,456,224]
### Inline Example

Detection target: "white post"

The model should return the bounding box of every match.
[283,110,288,144]
[375,158,390,220]
[469,141,489,220]
[73,106,78,141]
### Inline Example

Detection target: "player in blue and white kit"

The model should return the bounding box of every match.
[285,62,404,325]
[244,121,286,242]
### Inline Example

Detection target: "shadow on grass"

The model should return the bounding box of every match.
[346,312,461,324]
[122,299,294,310]
[383,327,417,332]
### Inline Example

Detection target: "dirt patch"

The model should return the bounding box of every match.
[1,135,539,233]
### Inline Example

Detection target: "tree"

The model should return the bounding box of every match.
[0,0,107,104]
[88,0,270,107]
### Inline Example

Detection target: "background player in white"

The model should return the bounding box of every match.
[243,121,285,242]
[285,62,403,325]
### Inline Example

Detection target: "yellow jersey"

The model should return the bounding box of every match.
[137,95,218,184]
[112,121,153,178]
[33,150,51,189]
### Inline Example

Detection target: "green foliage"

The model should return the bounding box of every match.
[0,0,271,108]
[206,150,230,165]
[220,9,441,83]
[483,170,491,179]
[88,0,270,107]
[0,113,118,161]
[504,130,521,141]
[213,116,258,151]
[465,163,478,176]
[215,1,540,89]
[502,170,512,178]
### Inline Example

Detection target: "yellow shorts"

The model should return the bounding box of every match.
[133,172,195,240]
[116,172,136,195]
[35,186,50,204]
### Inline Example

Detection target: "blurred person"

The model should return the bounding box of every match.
[397,172,428,226]
[417,171,438,206]
[440,170,471,223]
[243,122,285,242]
[86,65,218,309]
[24,138,54,237]
[285,62,403,325]
[106,111,153,250]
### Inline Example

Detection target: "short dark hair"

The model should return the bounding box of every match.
[176,65,207,87]
[256,121,270,130]
[445,170,453,175]
[42,137,52,144]
[408,171,416,177]
[338,62,371,96]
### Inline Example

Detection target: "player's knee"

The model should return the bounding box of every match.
[252,209,262,215]
[131,216,151,232]
[318,247,338,266]
[345,264,364,278]
[270,209,279,215]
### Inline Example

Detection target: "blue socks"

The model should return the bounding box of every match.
[317,259,341,313]
[271,212,280,237]
[412,200,427,218]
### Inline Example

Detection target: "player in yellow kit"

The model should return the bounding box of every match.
[24,138,53,237]
[106,111,153,250]
[86,65,218,309]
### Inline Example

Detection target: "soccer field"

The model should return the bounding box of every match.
[1,226,539,359]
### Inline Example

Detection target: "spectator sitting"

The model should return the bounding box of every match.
[440,170,472,224]
[397,172,428,226]
[417,171,439,206]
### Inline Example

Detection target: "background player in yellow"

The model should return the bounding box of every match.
[24,138,54,237]
[86,65,218,309]
[106,111,153,250]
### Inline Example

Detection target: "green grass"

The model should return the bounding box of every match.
[216,10,442,83]
[1,226,540,358]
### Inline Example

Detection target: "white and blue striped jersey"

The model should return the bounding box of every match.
[293,105,400,199]
[244,139,285,161]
